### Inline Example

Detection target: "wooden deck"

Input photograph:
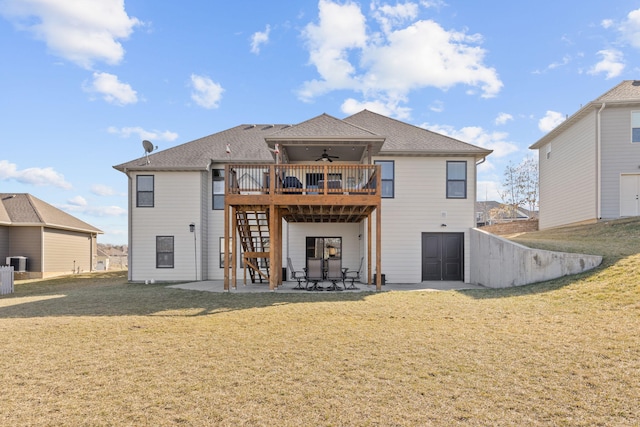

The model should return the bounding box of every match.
[224,164,383,291]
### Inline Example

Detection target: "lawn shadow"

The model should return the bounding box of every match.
[0,275,371,319]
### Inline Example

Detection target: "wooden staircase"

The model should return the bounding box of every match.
[235,209,270,283]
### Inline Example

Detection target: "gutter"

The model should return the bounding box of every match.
[596,103,605,219]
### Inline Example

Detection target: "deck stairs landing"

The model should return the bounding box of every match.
[235,209,270,283]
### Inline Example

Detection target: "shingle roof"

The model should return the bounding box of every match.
[0,193,102,233]
[113,109,492,172]
[345,110,492,156]
[595,80,640,102]
[113,124,282,172]
[531,80,640,149]
[267,113,381,140]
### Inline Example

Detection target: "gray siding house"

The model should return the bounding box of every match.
[0,193,103,278]
[530,80,640,229]
[114,110,492,288]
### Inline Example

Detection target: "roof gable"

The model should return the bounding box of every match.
[0,193,102,233]
[531,80,640,149]
[267,113,381,140]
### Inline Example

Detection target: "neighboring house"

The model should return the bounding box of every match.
[530,80,640,229]
[0,193,103,279]
[97,244,128,270]
[475,201,536,227]
[114,110,492,288]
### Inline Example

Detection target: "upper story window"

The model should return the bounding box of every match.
[375,160,394,198]
[446,161,467,199]
[632,111,640,143]
[156,236,174,268]
[212,169,225,210]
[136,175,154,207]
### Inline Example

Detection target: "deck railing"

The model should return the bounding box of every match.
[227,164,379,196]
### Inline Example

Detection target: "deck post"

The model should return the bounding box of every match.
[223,194,230,291]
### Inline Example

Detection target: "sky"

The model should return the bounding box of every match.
[2,0,640,244]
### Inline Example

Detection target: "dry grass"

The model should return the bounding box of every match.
[1,219,639,426]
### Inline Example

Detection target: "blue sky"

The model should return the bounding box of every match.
[2,0,640,244]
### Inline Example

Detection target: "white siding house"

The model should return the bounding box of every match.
[530,80,640,229]
[114,110,491,285]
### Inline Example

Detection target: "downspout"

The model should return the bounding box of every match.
[124,168,133,281]
[597,103,605,219]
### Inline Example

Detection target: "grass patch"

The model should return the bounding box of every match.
[1,219,639,426]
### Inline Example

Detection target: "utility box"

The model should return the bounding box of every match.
[8,256,28,272]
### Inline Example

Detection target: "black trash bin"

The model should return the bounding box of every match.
[373,273,385,286]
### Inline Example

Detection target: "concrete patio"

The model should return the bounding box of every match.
[168,280,486,293]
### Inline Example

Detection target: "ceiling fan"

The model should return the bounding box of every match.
[316,149,339,162]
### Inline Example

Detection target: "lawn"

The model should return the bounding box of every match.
[1,219,639,426]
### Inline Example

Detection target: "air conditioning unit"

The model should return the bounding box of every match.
[8,256,28,272]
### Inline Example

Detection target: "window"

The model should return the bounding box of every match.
[632,111,640,143]
[375,160,394,198]
[220,237,235,268]
[156,236,174,268]
[213,169,225,210]
[137,175,154,207]
[447,161,467,199]
[546,144,551,159]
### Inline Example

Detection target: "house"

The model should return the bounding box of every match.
[113,110,492,289]
[530,80,640,229]
[0,193,103,279]
[475,201,536,227]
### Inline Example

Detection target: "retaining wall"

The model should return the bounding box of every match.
[469,228,602,288]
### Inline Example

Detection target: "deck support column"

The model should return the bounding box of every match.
[376,202,382,291]
[269,204,277,291]
[223,201,230,291]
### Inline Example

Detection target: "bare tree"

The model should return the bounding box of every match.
[498,155,539,219]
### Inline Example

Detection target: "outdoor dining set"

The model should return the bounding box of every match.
[287,257,363,291]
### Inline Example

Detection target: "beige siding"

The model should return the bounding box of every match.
[43,228,92,274]
[537,110,597,229]
[372,156,476,283]
[0,226,9,262]
[8,227,42,272]
[130,171,203,282]
[287,222,361,277]
[600,107,640,218]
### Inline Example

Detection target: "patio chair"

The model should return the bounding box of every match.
[343,257,363,290]
[287,257,306,290]
[325,258,344,291]
[305,258,324,291]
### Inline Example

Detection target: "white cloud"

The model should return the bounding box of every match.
[601,19,614,29]
[495,112,513,125]
[250,25,270,54]
[617,8,640,49]
[84,72,138,105]
[429,100,444,113]
[372,1,419,34]
[476,179,503,202]
[0,0,141,69]
[588,49,625,79]
[299,1,502,116]
[538,110,566,133]
[190,74,224,109]
[0,160,72,189]
[341,97,411,120]
[67,195,87,206]
[59,202,126,217]
[90,184,118,197]
[107,126,178,142]
[424,124,519,158]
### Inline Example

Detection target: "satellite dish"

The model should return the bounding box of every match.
[142,140,155,164]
